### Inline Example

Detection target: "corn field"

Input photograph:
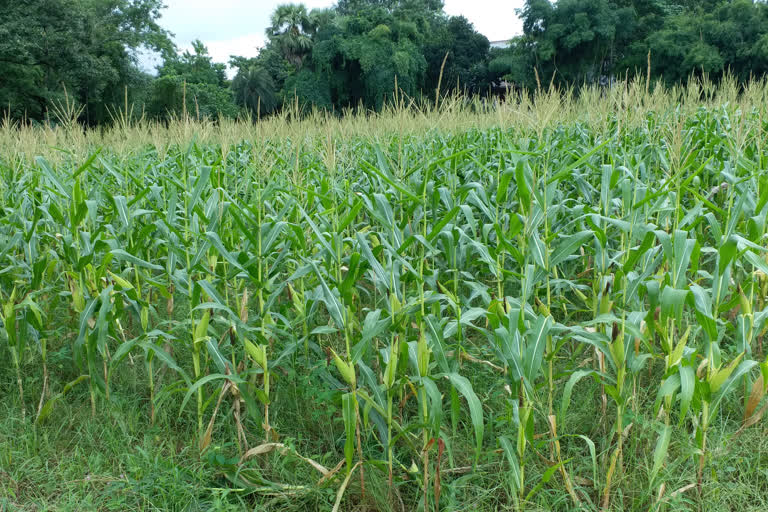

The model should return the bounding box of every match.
[2,79,768,510]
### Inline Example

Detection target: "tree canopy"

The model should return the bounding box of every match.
[3,0,768,124]
[0,0,171,124]
[491,0,768,90]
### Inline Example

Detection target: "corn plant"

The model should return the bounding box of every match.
[3,79,768,511]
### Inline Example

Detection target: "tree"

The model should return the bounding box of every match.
[158,40,228,86]
[337,0,444,16]
[647,0,768,84]
[267,4,316,69]
[149,41,238,120]
[231,63,278,117]
[0,0,172,123]
[311,0,449,109]
[522,0,637,86]
[424,16,491,95]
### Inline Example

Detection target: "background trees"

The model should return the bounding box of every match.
[3,0,768,124]
[0,0,171,124]
[492,0,768,89]
[147,40,239,120]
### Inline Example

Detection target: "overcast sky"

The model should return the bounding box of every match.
[141,1,524,74]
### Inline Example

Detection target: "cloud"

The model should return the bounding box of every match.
[198,34,266,66]
[161,0,333,43]
[443,0,524,41]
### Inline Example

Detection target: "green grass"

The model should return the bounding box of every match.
[3,361,767,510]
[2,77,768,511]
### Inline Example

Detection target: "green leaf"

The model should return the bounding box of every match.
[338,199,363,232]
[298,205,338,262]
[709,353,745,393]
[515,161,531,207]
[110,249,163,270]
[36,376,89,424]
[529,235,547,269]
[561,370,597,419]
[446,373,484,464]
[550,231,593,268]
[649,425,671,486]
[357,232,389,290]
[679,364,694,425]
[499,436,521,496]
[35,156,69,198]
[72,149,102,178]
[654,373,680,416]
[526,459,569,501]
[426,206,461,243]
[360,159,420,202]
[206,339,230,374]
[718,235,738,275]
[205,231,244,271]
[745,250,768,277]
[309,261,345,330]
[710,360,757,417]
[179,373,244,415]
[113,195,131,230]
[425,315,451,374]
[189,166,212,211]
[660,286,690,324]
[342,392,357,473]
[497,169,515,205]
[524,315,552,382]
[547,138,610,184]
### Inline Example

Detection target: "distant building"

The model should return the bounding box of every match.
[489,39,511,49]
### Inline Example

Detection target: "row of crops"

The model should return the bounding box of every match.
[1,100,768,509]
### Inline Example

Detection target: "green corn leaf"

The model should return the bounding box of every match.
[110,249,163,270]
[35,156,69,198]
[550,230,593,268]
[499,436,521,496]
[342,392,357,473]
[357,232,389,290]
[446,373,484,464]
[36,376,89,424]
[206,338,229,374]
[529,235,547,269]
[425,315,451,374]
[649,425,671,486]
[710,360,757,417]
[524,315,553,382]
[561,370,598,419]
[654,373,680,416]
[718,235,739,275]
[309,261,345,330]
[526,459,570,501]
[679,364,694,425]
[205,231,244,271]
[179,373,245,415]
[194,311,210,344]
[709,352,745,393]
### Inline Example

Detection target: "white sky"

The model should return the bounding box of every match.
[141,1,524,75]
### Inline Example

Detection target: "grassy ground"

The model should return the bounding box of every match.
[2,349,767,511]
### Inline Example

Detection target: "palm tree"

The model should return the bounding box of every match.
[266,4,315,69]
[231,66,277,118]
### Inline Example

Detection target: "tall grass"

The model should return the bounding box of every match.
[1,75,768,510]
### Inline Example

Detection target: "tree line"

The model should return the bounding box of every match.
[2,0,768,125]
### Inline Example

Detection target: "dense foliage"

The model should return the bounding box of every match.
[493,0,768,90]
[0,0,171,124]
[5,0,768,124]
[2,80,768,510]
